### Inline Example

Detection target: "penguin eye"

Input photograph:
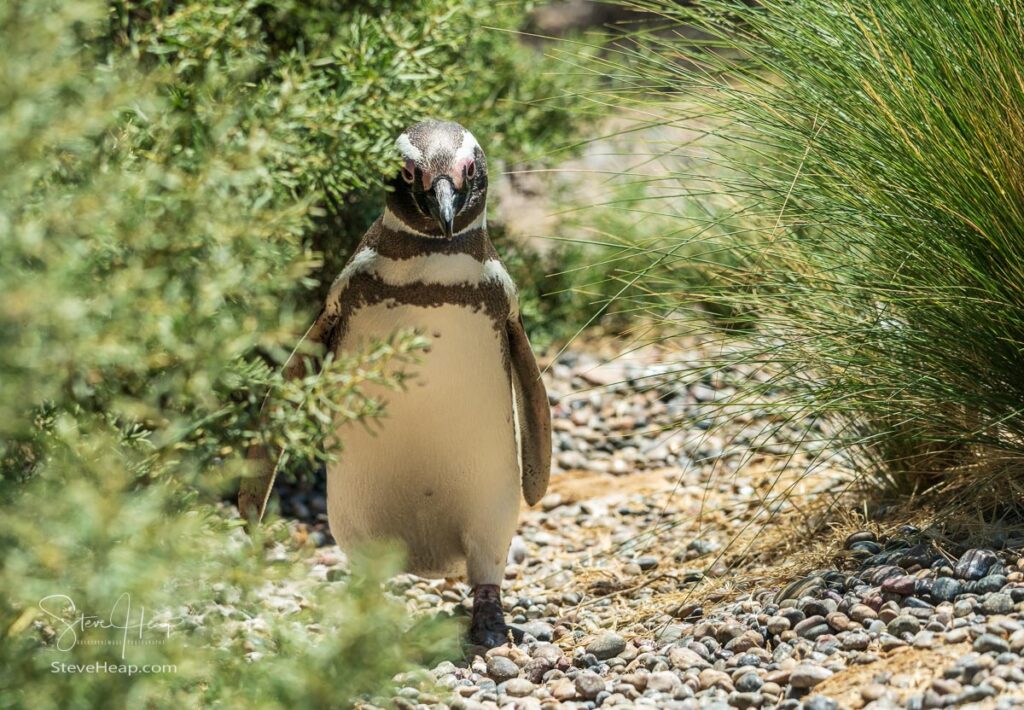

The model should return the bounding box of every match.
[401,162,416,184]
[466,160,476,180]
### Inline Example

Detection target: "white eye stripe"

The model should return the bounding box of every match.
[395,133,423,162]
[453,130,479,163]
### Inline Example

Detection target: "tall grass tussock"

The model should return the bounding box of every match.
[590,0,1024,513]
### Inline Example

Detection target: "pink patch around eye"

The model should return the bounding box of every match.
[448,158,476,189]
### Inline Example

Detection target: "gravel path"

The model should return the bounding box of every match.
[276,341,1024,709]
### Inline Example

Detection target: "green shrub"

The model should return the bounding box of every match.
[103,0,587,300]
[598,0,1024,501]
[0,0,585,705]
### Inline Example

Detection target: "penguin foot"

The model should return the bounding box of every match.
[468,584,522,648]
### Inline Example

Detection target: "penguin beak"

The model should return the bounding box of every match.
[429,178,456,238]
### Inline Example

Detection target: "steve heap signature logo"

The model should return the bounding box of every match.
[38,593,183,660]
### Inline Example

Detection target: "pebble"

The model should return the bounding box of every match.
[790,664,833,688]
[503,678,534,697]
[887,615,921,636]
[735,672,763,692]
[551,678,576,701]
[486,655,520,683]
[519,621,554,642]
[646,671,680,693]
[850,604,878,622]
[699,668,733,691]
[974,634,1011,654]
[574,672,605,700]
[955,549,999,580]
[982,593,1015,615]
[587,632,627,660]
[670,645,711,670]
[929,577,962,602]
[729,691,764,708]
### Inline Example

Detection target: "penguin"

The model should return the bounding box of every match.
[240,120,552,647]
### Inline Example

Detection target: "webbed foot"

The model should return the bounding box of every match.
[468,584,522,648]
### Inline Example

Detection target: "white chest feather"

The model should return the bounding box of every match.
[326,300,520,578]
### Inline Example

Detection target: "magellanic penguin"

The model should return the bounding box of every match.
[240,120,552,647]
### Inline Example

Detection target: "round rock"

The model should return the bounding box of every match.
[486,656,519,683]
[574,671,605,700]
[586,632,627,660]
[789,664,833,688]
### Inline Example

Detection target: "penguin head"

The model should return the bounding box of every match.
[387,120,488,239]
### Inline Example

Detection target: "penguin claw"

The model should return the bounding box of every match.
[468,598,522,648]
[469,626,512,649]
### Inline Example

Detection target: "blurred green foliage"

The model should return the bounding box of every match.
[103,0,584,297]
[0,0,585,705]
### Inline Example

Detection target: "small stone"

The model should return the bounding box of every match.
[981,593,1013,615]
[669,645,711,670]
[766,616,791,635]
[794,615,827,637]
[955,684,997,703]
[735,672,763,692]
[803,697,839,710]
[861,683,888,701]
[790,664,833,688]
[646,671,679,693]
[699,668,733,691]
[881,575,917,595]
[574,672,605,700]
[620,673,647,692]
[887,615,921,636]
[931,678,962,695]
[879,633,906,651]
[519,621,553,642]
[850,604,878,623]
[825,612,850,631]
[974,633,1010,654]
[1009,628,1024,651]
[551,678,577,701]
[954,599,975,617]
[845,531,878,548]
[503,678,534,697]
[945,628,969,643]
[586,632,626,660]
[540,493,563,511]
[802,598,838,617]
[954,549,999,580]
[486,656,519,682]
[841,631,870,650]
[521,659,550,684]
[729,691,764,708]
[913,630,936,648]
[973,574,1008,594]
[636,556,659,571]
[929,577,962,603]
[867,565,904,586]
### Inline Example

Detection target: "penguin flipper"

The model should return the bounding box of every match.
[507,313,551,506]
